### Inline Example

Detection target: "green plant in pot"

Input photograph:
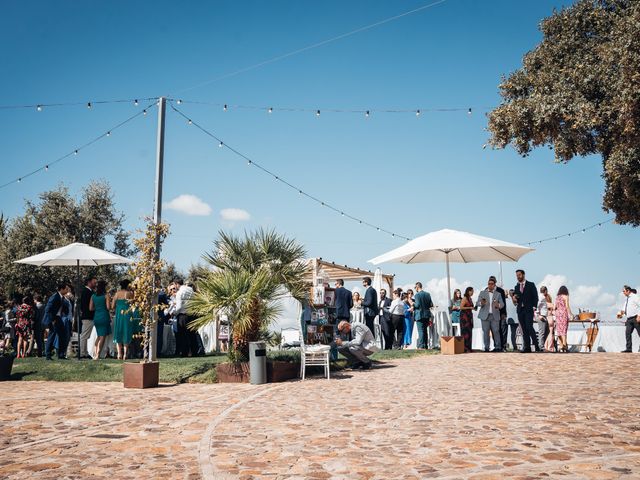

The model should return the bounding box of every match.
[188,229,308,376]
[124,219,170,388]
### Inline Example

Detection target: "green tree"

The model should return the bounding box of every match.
[188,229,308,362]
[487,0,640,225]
[0,181,134,297]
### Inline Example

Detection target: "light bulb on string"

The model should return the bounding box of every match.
[218,141,223,148]
[268,107,273,114]
[177,99,182,105]
[341,212,344,216]
[74,150,78,155]
[36,105,42,112]
[188,119,192,125]
[298,190,302,195]
[416,109,421,116]
[467,108,472,115]
[17,178,21,183]
[45,165,49,171]
[143,109,147,115]
[223,104,227,111]
[247,160,252,166]
[316,110,321,117]
[365,110,370,118]
[582,229,586,233]
[106,131,111,136]
[134,99,139,106]
[87,102,92,109]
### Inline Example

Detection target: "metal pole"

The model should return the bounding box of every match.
[76,259,81,360]
[445,252,451,305]
[149,97,166,362]
[499,261,504,288]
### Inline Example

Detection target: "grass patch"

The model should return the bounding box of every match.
[10,355,227,383]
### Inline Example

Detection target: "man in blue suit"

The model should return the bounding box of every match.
[334,279,353,324]
[413,282,433,349]
[361,277,378,334]
[43,282,70,360]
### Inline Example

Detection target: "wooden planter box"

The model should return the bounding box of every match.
[267,361,300,383]
[0,356,14,381]
[440,336,464,355]
[216,361,301,383]
[123,361,159,389]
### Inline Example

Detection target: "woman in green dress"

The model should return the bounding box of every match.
[89,280,112,360]
[112,279,136,360]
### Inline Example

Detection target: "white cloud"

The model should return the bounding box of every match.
[165,194,212,216]
[220,208,251,222]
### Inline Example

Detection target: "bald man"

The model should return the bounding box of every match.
[335,320,379,370]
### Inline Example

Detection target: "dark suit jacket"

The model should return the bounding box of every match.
[334,287,353,319]
[413,290,433,321]
[513,280,538,313]
[379,297,391,322]
[362,286,378,317]
[80,286,95,320]
[43,292,66,326]
[496,286,507,317]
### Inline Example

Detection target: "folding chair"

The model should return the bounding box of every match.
[300,329,330,380]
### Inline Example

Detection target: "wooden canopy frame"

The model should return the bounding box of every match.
[305,258,394,290]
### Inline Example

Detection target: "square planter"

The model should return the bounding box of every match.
[0,356,14,380]
[267,361,300,383]
[216,362,250,383]
[440,336,464,355]
[123,361,159,389]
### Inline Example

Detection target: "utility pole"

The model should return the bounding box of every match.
[149,96,166,362]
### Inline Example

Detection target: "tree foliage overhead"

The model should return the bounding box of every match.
[0,181,134,298]
[487,0,640,225]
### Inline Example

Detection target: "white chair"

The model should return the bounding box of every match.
[281,327,302,349]
[300,329,330,380]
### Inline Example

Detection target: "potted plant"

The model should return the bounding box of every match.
[189,229,308,383]
[0,340,15,381]
[124,219,170,389]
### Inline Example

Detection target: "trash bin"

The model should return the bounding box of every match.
[249,341,267,385]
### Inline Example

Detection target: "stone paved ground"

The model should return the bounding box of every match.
[3,353,640,479]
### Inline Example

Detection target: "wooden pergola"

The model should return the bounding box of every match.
[305,258,394,290]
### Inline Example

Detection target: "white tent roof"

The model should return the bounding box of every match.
[15,242,132,267]
[369,229,534,265]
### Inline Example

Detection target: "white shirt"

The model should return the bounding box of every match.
[487,290,494,308]
[537,297,549,316]
[174,285,194,315]
[624,292,640,318]
[389,298,404,316]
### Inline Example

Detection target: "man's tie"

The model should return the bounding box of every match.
[520,283,524,294]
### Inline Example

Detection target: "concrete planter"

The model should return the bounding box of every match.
[123,361,159,389]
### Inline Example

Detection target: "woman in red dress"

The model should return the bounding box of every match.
[460,287,475,353]
[15,296,34,358]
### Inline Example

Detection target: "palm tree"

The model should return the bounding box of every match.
[188,229,308,362]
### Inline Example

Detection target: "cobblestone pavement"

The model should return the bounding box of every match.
[3,353,640,479]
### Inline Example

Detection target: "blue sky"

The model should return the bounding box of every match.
[0,0,636,316]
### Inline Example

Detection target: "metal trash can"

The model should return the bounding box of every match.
[249,341,267,385]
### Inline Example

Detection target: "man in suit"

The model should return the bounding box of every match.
[79,276,97,358]
[361,277,378,335]
[32,294,46,357]
[413,282,433,349]
[378,289,393,350]
[336,320,379,370]
[511,269,539,353]
[488,276,509,350]
[43,282,71,360]
[334,279,353,324]
[477,277,505,352]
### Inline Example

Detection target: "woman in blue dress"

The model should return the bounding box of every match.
[112,279,137,360]
[90,280,112,360]
[402,289,414,348]
[449,289,462,334]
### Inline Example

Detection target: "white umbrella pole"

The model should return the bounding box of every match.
[75,259,81,360]
[445,253,451,306]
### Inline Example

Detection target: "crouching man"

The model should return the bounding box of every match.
[335,320,380,370]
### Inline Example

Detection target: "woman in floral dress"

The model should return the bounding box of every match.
[554,286,572,353]
[459,287,475,353]
[15,296,34,358]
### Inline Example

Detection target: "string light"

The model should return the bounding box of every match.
[365,110,370,117]
[268,107,273,114]
[468,108,472,115]
[188,119,193,125]
[143,109,147,115]
[169,103,413,241]
[219,141,224,148]
[134,99,139,106]
[36,105,42,112]
[223,104,227,111]
[0,101,154,190]
[416,109,421,116]
[0,97,158,111]
[316,109,321,117]
[525,218,615,246]
[87,102,92,109]
[176,99,182,105]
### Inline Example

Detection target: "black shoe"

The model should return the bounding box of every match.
[45,357,53,361]
[491,349,502,352]
[360,362,372,370]
[621,350,632,353]
[484,349,490,352]
[520,349,532,353]
[58,356,68,360]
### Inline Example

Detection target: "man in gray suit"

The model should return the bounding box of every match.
[477,277,505,352]
[335,321,379,369]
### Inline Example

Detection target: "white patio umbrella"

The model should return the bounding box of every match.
[368,229,534,303]
[15,242,132,359]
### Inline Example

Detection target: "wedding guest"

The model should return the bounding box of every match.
[79,277,97,358]
[350,292,364,324]
[537,286,553,351]
[413,282,433,349]
[361,277,378,335]
[449,289,462,334]
[336,320,378,370]
[60,289,74,358]
[510,270,539,353]
[112,279,135,360]
[554,286,572,353]
[44,283,71,360]
[15,296,34,358]
[30,294,46,357]
[488,276,508,349]
[90,280,112,360]
[174,278,196,357]
[378,289,392,350]
[334,279,353,325]
[506,292,519,351]
[388,288,405,349]
[460,287,475,353]
[619,285,640,353]
[477,278,504,352]
[402,290,414,348]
